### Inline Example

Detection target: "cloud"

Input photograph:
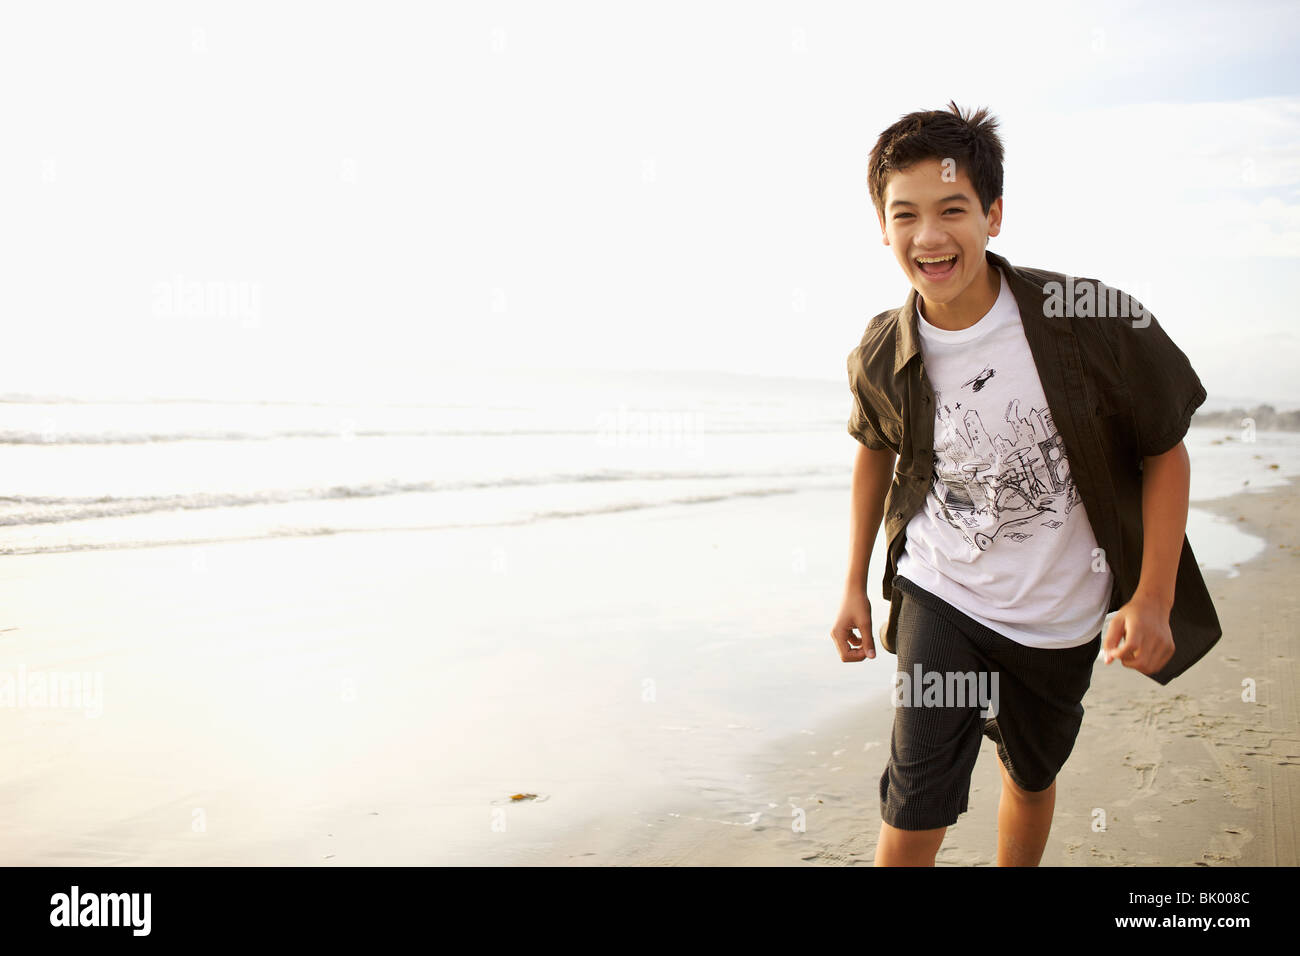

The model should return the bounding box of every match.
[1006,96,1300,259]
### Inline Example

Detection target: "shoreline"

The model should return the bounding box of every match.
[537,474,1300,866]
[0,445,1293,866]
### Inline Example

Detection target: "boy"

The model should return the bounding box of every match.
[829,101,1221,866]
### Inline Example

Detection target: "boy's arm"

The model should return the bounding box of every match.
[845,442,897,598]
[835,340,899,662]
[1098,296,1205,673]
[1134,441,1191,613]
[831,442,896,663]
[1101,440,1189,672]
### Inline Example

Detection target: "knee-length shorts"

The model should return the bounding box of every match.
[879,574,1102,831]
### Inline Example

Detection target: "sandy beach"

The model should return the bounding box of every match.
[538,473,1300,866]
[0,470,891,865]
[0,435,1295,866]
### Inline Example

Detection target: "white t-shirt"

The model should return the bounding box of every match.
[895,267,1112,649]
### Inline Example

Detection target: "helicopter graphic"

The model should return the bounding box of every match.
[962,366,996,392]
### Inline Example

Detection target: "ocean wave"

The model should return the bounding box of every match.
[0,466,843,528]
[0,481,843,556]
[0,422,840,445]
[0,427,595,445]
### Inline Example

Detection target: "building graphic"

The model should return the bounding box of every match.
[926,372,1079,552]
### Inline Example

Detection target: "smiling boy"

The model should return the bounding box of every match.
[830,101,1221,866]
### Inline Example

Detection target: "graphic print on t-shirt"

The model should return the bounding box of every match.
[925,367,1080,554]
[896,266,1112,648]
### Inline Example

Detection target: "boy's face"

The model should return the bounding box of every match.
[878,158,1003,307]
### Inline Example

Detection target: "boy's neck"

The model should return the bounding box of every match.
[919,258,1001,332]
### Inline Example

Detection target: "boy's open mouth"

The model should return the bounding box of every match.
[915,253,958,279]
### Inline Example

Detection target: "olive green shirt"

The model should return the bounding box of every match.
[847,249,1220,685]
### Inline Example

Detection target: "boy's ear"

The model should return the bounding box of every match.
[986,197,1004,238]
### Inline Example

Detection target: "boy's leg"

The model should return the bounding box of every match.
[995,754,1055,866]
[876,580,987,864]
[874,821,947,866]
[982,629,1102,867]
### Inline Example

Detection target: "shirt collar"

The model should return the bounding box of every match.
[894,249,1038,376]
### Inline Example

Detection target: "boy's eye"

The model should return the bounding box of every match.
[893,208,964,220]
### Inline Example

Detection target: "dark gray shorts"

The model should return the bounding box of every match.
[879,574,1102,831]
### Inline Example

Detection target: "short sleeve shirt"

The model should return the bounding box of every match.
[846,249,1219,685]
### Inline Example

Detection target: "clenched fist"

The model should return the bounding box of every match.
[831,589,876,662]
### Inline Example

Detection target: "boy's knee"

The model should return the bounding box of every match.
[875,820,946,866]
[998,758,1055,802]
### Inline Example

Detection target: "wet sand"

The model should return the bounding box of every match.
[539,475,1300,866]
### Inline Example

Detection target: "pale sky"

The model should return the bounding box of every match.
[2,0,1298,405]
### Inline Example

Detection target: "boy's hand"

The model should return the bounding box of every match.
[831,590,875,662]
[1101,594,1175,675]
